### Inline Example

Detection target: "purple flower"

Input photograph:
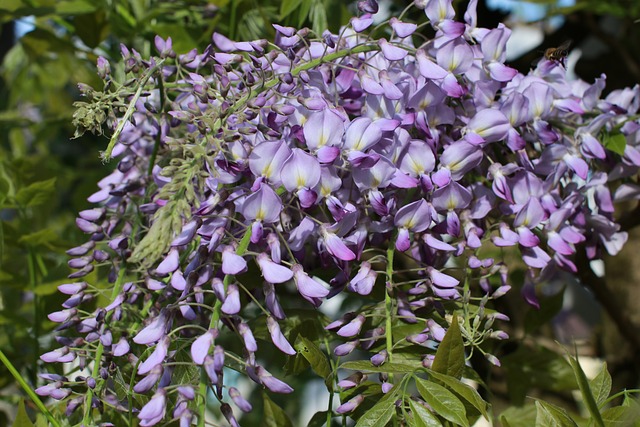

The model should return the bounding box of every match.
[255,366,294,393]
[241,183,283,242]
[138,389,166,426]
[191,329,218,365]
[238,321,258,352]
[267,316,296,355]
[336,394,364,414]
[336,315,366,337]
[134,365,163,393]
[292,264,329,300]
[280,148,321,207]
[394,199,433,251]
[229,387,252,412]
[221,246,248,275]
[337,372,366,389]
[138,336,169,375]
[303,108,345,151]
[256,253,293,284]
[334,340,359,356]
[221,284,241,315]
[133,311,169,345]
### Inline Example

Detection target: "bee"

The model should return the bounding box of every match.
[543,40,572,65]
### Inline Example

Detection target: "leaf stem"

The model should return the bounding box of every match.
[81,265,128,426]
[0,349,61,427]
[197,225,253,427]
[385,240,395,364]
[101,58,166,162]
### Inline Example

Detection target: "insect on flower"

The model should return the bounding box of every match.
[543,40,572,65]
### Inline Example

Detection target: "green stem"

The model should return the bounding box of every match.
[385,241,395,364]
[27,250,39,385]
[197,226,253,427]
[81,266,128,426]
[0,349,61,427]
[324,336,336,427]
[214,44,380,131]
[101,59,166,162]
[229,0,238,40]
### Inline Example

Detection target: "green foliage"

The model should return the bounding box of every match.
[502,344,578,405]
[524,287,564,334]
[262,392,294,427]
[353,385,399,427]
[431,315,465,378]
[11,400,34,427]
[416,378,469,427]
[534,400,578,427]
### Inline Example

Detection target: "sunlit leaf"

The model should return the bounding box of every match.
[340,361,421,373]
[600,405,640,427]
[354,386,399,427]
[534,400,578,427]
[416,378,469,426]
[427,369,489,420]
[431,315,465,379]
[602,132,626,156]
[567,354,604,427]
[589,362,612,408]
[409,399,442,427]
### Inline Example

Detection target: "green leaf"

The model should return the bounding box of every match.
[34,414,48,427]
[15,178,56,208]
[534,400,578,427]
[0,0,27,14]
[262,392,293,427]
[567,354,604,427]
[524,288,564,334]
[297,0,312,27]
[17,229,58,248]
[408,399,443,427]
[294,336,332,389]
[501,345,577,405]
[431,316,465,379]
[589,362,612,408]
[307,411,331,427]
[12,400,35,427]
[601,405,640,427]
[72,10,109,48]
[354,391,397,427]
[55,0,98,14]
[602,132,626,156]
[416,378,469,426]
[427,369,489,420]
[340,360,421,374]
[280,0,304,19]
[309,0,327,36]
[34,279,67,296]
[499,404,538,427]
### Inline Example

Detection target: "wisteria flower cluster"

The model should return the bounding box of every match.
[40,0,640,425]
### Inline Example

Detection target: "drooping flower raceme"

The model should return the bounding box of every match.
[45,0,640,424]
